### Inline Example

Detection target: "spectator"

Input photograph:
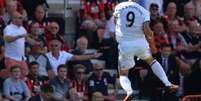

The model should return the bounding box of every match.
[16,0,27,20]
[163,0,190,17]
[187,0,201,22]
[26,21,52,77]
[180,19,201,63]
[26,21,47,54]
[184,20,201,47]
[3,65,31,101]
[21,0,48,20]
[71,64,88,101]
[150,3,160,21]
[16,1,28,30]
[2,0,17,25]
[3,11,39,78]
[26,45,52,78]
[68,36,93,78]
[152,19,169,52]
[28,84,58,101]
[88,61,116,101]
[26,61,49,96]
[46,39,102,75]
[183,2,196,21]
[30,5,49,36]
[95,27,118,69]
[141,0,164,15]
[49,64,70,101]
[163,2,178,22]
[79,17,98,48]
[2,12,33,78]
[27,22,52,77]
[73,36,89,54]
[27,53,53,78]
[45,21,69,51]
[167,20,188,51]
[93,27,106,50]
[33,5,47,25]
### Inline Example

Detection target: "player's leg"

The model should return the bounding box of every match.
[143,56,178,91]
[138,39,178,91]
[119,69,133,96]
[144,56,171,86]
[119,67,136,101]
[118,51,135,101]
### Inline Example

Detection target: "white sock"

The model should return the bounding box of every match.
[150,60,172,86]
[119,76,133,95]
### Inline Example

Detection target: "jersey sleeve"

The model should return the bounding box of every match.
[63,51,74,62]
[3,26,12,36]
[113,4,120,17]
[143,9,150,22]
[22,27,27,35]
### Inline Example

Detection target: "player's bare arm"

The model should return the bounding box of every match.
[143,21,154,40]
[143,21,157,53]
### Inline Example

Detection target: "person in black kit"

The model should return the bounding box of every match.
[68,36,93,79]
[88,61,116,101]
[29,84,58,101]
[25,61,49,96]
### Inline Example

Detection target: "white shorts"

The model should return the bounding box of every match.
[118,38,151,70]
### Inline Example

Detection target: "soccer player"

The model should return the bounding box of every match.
[113,0,178,101]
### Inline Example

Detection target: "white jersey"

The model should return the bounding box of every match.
[113,1,150,42]
[4,23,27,61]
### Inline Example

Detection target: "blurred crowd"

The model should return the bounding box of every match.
[0,0,200,101]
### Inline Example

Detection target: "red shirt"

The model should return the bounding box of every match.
[45,31,70,51]
[0,0,5,8]
[71,80,88,97]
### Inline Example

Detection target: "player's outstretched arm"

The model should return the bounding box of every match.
[143,21,153,39]
[143,21,157,53]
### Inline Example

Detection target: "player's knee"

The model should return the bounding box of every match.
[119,69,129,76]
[143,56,154,64]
